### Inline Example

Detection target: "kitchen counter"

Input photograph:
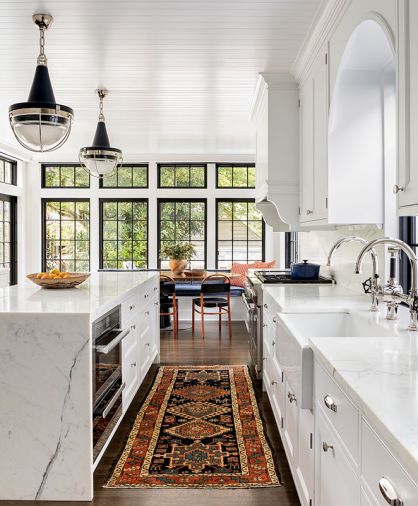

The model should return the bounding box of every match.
[0,272,159,501]
[310,334,418,483]
[0,271,157,318]
[264,282,418,482]
[264,283,368,313]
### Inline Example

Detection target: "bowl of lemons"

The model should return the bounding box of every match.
[27,269,90,289]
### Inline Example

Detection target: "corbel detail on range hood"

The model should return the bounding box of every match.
[250,73,300,232]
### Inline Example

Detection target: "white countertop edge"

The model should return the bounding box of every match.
[310,339,418,484]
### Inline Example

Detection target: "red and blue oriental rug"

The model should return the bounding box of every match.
[106,365,280,488]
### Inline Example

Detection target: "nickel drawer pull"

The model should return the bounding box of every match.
[95,328,130,354]
[379,478,403,505]
[273,316,277,323]
[129,304,136,310]
[102,382,125,418]
[264,303,268,309]
[322,441,334,452]
[271,380,277,386]
[324,394,337,412]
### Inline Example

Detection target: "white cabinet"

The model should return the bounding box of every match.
[397,0,418,214]
[315,407,360,506]
[300,44,329,224]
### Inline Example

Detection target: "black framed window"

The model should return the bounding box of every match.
[158,164,206,188]
[99,164,148,188]
[0,156,17,186]
[0,194,17,285]
[216,163,255,188]
[42,199,90,272]
[158,199,206,269]
[100,199,148,270]
[42,164,90,188]
[216,199,265,269]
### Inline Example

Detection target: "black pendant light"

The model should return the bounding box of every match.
[8,14,74,152]
[79,89,122,178]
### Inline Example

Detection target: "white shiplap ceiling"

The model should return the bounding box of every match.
[0,0,323,158]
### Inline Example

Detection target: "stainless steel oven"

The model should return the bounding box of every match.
[243,280,263,379]
[92,305,128,463]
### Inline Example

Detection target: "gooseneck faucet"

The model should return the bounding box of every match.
[327,236,379,311]
[355,237,418,331]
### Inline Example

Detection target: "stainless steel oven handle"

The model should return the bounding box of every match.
[95,328,131,354]
[102,382,126,418]
[241,293,253,312]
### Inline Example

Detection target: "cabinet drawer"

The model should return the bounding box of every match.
[121,292,139,326]
[122,341,139,407]
[314,361,359,465]
[361,419,418,505]
[315,408,359,506]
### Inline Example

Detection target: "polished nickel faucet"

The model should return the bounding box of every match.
[355,237,418,331]
[327,236,379,311]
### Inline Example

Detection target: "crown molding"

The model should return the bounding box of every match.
[292,0,352,83]
[249,73,297,123]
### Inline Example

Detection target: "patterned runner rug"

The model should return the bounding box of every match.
[106,365,280,488]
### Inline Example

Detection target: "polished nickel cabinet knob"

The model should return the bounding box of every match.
[324,394,337,413]
[129,304,135,310]
[272,340,276,346]
[306,209,314,215]
[322,441,334,452]
[130,362,137,367]
[273,316,277,323]
[378,477,403,505]
[393,184,404,194]
[271,380,277,386]
[288,392,297,403]
[264,303,268,309]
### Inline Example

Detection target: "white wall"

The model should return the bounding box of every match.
[24,156,279,274]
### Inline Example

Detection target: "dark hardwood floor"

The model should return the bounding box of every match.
[2,322,300,506]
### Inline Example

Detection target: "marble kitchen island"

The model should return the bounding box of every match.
[0,271,160,501]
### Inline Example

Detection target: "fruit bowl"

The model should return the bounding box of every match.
[183,269,207,278]
[27,272,90,289]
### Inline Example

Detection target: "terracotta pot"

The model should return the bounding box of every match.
[169,259,188,275]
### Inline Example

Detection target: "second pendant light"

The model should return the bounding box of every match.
[79,89,122,178]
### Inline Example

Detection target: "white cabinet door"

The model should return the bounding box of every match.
[300,78,315,222]
[315,407,359,506]
[398,0,418,213]
[283,380,298,465]
[296,408,314,506]
[300,44,329,223]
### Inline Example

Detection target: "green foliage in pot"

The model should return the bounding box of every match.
[160,242,196,261]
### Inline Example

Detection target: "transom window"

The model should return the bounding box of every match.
[42,199,90,272]
[0,156,17,185]
[216,199,264,269]
[42,164,90,188]
[216,164,256,188]
[100,199,148,270]
[100,164,148,188]
[158,199,206,268]
[158,164,206,188]
[0,194,17,284]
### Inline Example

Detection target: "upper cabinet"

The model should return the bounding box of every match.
[397,0,418,214]
[299,44,329,225]
[297,0,398,229]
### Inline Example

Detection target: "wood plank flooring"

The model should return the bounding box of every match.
[1,322,301,506]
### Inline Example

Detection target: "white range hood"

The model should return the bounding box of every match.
[250,73,300,231]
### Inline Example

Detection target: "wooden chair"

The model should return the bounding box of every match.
[192,274,232,338]
[160,274,179,338]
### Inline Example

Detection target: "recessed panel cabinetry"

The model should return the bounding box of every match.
[299,44,329,225]
[397,0,418,214]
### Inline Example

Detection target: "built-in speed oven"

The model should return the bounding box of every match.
[92,305,129,463]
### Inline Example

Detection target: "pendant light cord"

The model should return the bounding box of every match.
[37,26,47,66]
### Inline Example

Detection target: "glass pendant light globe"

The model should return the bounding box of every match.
[8,14,73,152]
[79,89,122,178]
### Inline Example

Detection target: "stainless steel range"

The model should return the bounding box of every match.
[244,270,334,379]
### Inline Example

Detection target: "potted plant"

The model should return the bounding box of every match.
[160,242,196,274]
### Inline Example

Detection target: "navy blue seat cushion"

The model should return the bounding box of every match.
[174,283,244,297]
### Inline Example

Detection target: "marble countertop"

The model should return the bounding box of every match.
[264,283,418,479]
[0,271,158,315]
[264,283,368,312]
[310,335,418,481]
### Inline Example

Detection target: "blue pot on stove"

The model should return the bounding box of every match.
[290,259,320,280]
